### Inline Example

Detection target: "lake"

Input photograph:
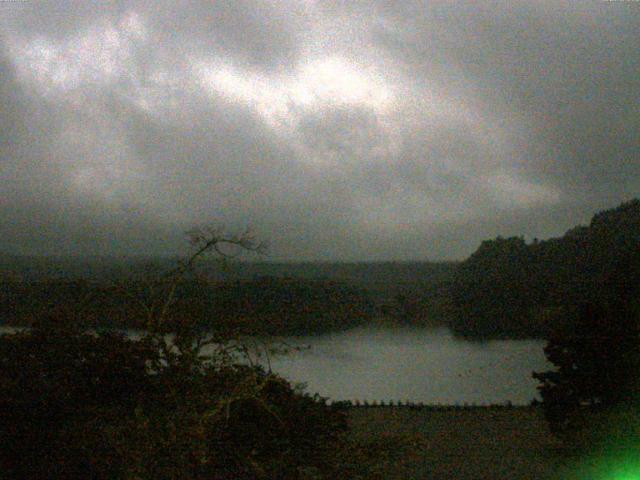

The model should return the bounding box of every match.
[0,324,550,405]
[242,325,550,406]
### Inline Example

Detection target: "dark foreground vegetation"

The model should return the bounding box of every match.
[0,320,352,479]
[532,296,640,464]
[0,229,367,479]
[525,203,640,474]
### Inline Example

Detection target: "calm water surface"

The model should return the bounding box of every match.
[0,325,550,405]
[261,325,549,405]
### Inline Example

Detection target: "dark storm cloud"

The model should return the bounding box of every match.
[0,1,638,260]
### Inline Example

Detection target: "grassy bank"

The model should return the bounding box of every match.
[346,406,565,479]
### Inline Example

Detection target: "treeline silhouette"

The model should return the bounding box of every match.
[2,200,638,339]
[450,199,640,339]
[1,276,375,335]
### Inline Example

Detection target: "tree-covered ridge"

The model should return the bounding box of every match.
[450,199,640,339]
[1,276,376,336]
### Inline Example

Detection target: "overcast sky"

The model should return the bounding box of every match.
[1,1,638,261]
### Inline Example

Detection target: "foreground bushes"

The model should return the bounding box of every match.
[532,299,640,458]
[0,321,348,479]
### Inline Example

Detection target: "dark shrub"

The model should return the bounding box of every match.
[0,323,348,479]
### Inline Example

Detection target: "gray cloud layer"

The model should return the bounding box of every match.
[1,1,638,260]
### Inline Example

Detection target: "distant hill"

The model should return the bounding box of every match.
[449,199,640,339]
[195,261,457,305]
[0,254,458,333]
[0,255,456,302]
[0,199,640,339]
[10,200,638,339]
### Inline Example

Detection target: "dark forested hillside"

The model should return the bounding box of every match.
[450,199,640,338]
[3,200,638,339]
[0,277,377,336]
[0,260,457,334]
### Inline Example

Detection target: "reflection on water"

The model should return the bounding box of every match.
[0,324,549,405]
